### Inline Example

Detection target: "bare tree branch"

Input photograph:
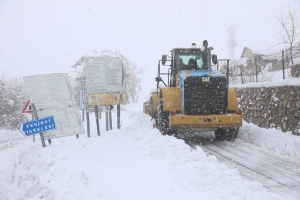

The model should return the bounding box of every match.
[274,0,300,65]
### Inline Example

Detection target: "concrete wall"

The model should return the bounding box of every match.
[235,86,300,132]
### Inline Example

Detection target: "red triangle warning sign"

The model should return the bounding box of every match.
[22,100,33,114]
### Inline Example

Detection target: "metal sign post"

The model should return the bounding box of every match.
[81,78,87,126]
[117,104,121,129]
[95,106,100,136]
[86,109,90,137]
[106,112,109,131]
[32,112,35,142]
[31,103,46,148]
[109,108,112,130]
[82,110,85,122]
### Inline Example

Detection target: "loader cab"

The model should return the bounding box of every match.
[173,48,203,72]
[171,47,216,74]
[160,41,218,87]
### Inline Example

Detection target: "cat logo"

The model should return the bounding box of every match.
[202,77,210,82]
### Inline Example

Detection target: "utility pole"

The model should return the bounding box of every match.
[282,50,285,79]
[255,57,258,82]
[226,24,237,61]
[240,65,243,84]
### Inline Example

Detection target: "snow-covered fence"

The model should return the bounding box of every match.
[235,86,300,133]
[230,47,300,84]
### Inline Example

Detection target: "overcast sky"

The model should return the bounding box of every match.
[1,0,299,100]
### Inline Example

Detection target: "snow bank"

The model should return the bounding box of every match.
[231,68,300,88]
[238,120,300,160]
[294,57,300,65]
[0,110,282,200]
[0,128,24,141]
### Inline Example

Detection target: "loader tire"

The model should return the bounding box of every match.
[214,128,227,141]
[227,128,239,141]
[215,128,238,141]
[149,97,155,118]
[149,97,158,128]
[157,99,178,136]
[157,99,169,135]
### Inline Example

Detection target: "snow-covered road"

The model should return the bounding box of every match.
[180,130,300,200]
[1,103,300,199]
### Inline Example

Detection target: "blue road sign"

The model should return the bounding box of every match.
[20,115,56,136]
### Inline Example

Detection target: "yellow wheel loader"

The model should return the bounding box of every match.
[144,40,242,141]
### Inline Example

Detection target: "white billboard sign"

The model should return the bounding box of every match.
[23,73,84,139]
[85,57,126,94]
[23,73,77,110]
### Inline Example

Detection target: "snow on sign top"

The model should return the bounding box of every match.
[23,73,76,110]
[85,57,126,94]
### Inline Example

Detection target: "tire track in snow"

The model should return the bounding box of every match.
[179,131,300,200]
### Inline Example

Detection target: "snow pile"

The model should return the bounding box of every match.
[231,68,300,88]
[290,57,300,67]
[0,128,24,141]
[0,108,282,200]
[238,120,300,160]
[294,57,300,65]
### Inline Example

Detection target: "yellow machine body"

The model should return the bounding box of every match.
[160,87,180,112]
[150,92,159,113]
[143,102,149,114]
[159,86,241,130]
[227,88,239,112]
[169,114,242,130]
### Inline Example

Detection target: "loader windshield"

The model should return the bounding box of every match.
[179,55,202,70]
[173,48,211,73]
[177,53,212,71]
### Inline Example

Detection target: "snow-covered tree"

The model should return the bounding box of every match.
[274,0,300,65]
[68,70,85,107]
[0,73,28,130]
